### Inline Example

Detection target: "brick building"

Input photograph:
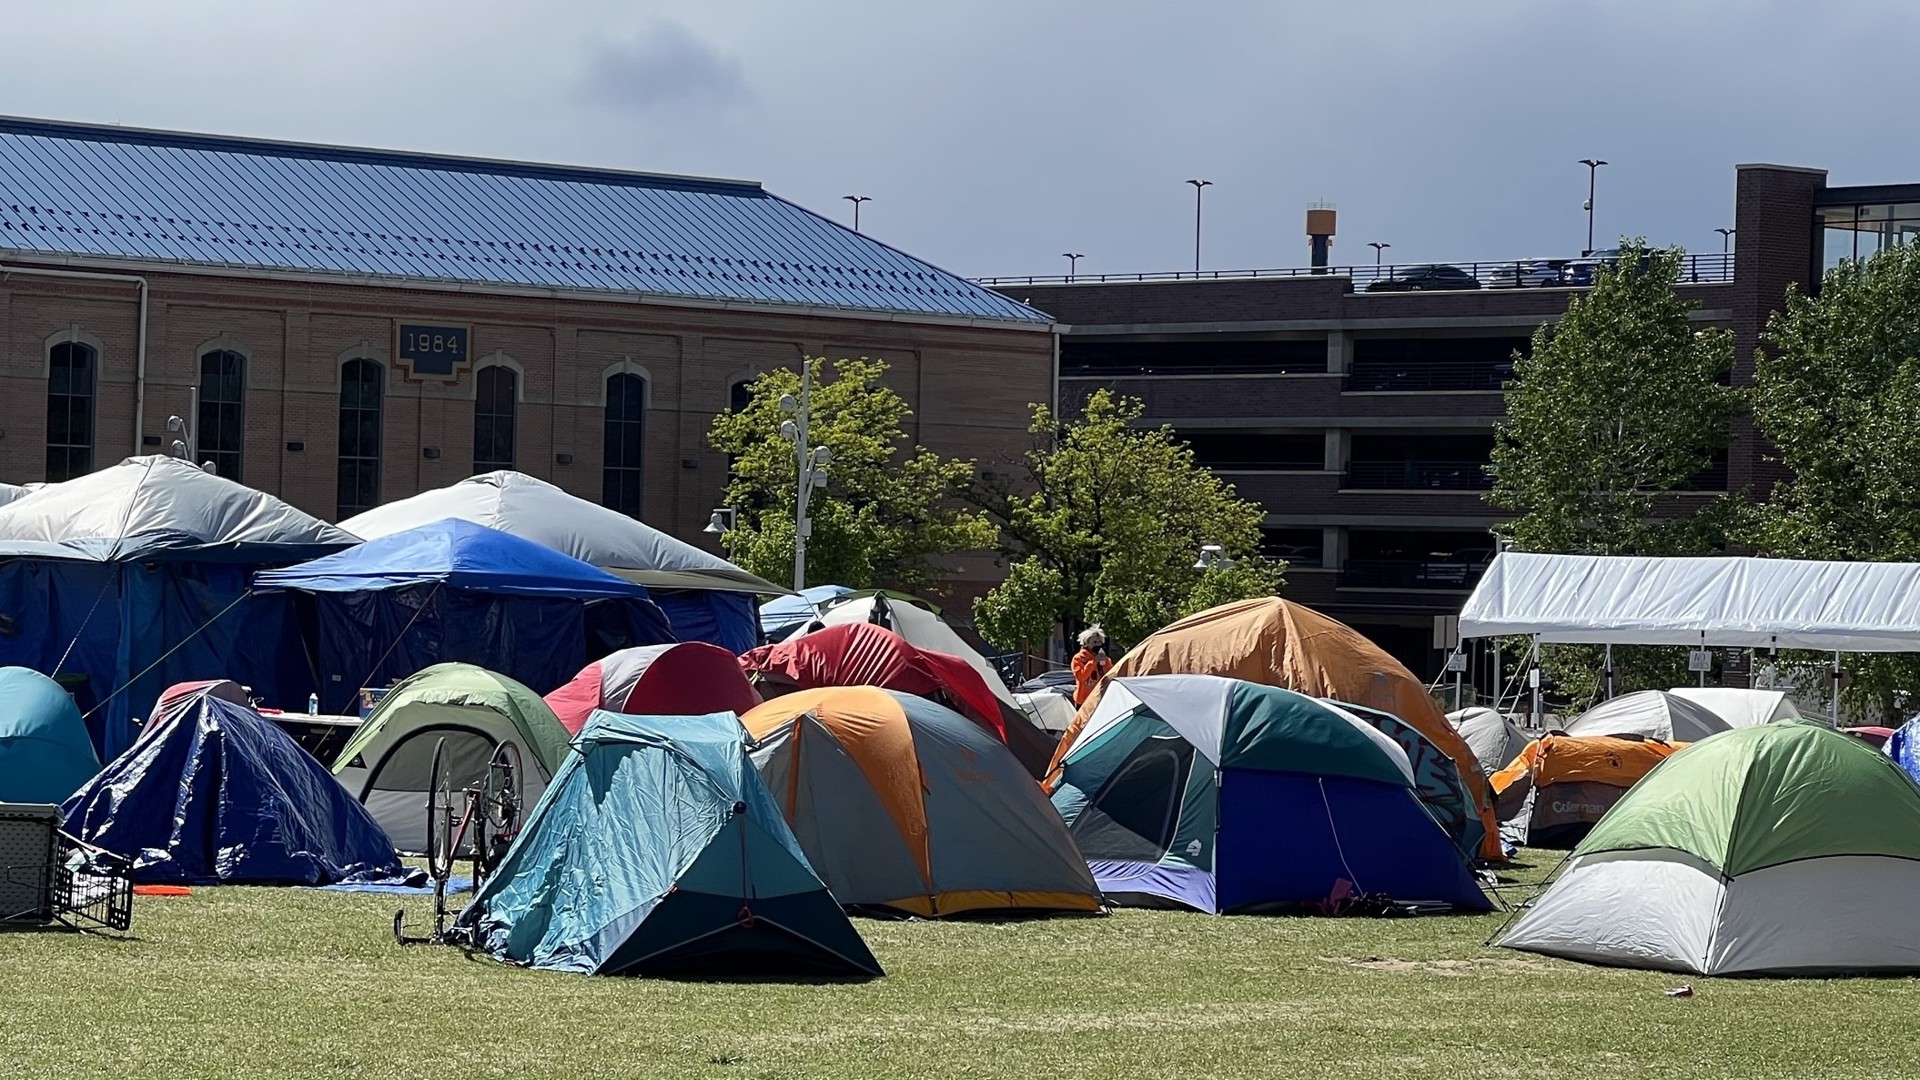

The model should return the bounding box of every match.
[0,116,1054,603]
[991,164,1877,681]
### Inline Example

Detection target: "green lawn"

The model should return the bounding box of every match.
[1,858,1913,1080]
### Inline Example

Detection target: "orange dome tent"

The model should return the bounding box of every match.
[1490,733,1683,848]
[1052,597,1502,860]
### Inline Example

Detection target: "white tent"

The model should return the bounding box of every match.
[1448,707,1530,775]
[1459,552,1920,651]
[0,455,355,559]
[0,483,30,509]
[1668,687,1802,728]
[1561,690,1729,744]
[340,471,780,593]
[815,594,1017,706]
[1014,689,1078,734]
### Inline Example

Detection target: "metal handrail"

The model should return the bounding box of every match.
[1342,557,1491,590]
[1345,358,1513,392]
[978,251,1734,289]
[1344,460,1493,490]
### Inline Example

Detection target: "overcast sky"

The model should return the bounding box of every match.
[2,2,1911,279]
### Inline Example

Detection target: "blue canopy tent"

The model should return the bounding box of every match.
[759,585,854,642]
[0,457,355,756]
[62,680,403,884]
[256,519,675,709]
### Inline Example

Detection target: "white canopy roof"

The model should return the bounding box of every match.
[0,456,355,561]
[339,471,782,594]
[1459,552,1920,651]
[0,483,30,509]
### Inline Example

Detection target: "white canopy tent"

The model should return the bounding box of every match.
[1459,552,1920,651]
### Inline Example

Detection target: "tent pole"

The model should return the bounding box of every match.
[1699,631,1708,689]
[1529,635,1543,731]
[1492,637,1502,714]
[1832,651,1842,726]
[1603,644,1614,701]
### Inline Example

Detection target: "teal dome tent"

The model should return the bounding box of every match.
[0,667,98,803]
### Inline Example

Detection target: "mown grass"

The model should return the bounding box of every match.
[1,855,1914,1079]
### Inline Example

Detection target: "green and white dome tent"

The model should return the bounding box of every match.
[1498,722,1920,976]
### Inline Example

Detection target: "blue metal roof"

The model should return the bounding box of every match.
[0,116,1047,325]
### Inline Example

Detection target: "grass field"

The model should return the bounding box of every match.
[2,857,1914,1080]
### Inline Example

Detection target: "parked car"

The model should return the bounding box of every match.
[1365,264,1483,292]
[1487,258,1568,289]
[1563,248,1660,286]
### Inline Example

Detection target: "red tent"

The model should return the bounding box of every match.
[545,642,762,735]
[741,622,1009,741]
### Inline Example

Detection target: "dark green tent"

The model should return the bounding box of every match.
[459,710,880,978]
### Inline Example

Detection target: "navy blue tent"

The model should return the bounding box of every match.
[0,457,355,756]
[62,680,403,884]
[256,519,675,709]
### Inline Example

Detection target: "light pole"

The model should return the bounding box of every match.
[1185,179,1212,273]
[842,195,871,233]
[1367,241,1390,268]
[1716,227,1735,255]
[1192,544,1234,571]
[1062,252,1084,281]
[778,365,833,591]
[1578,158,1607,256]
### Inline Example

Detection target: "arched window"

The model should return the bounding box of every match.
[603,372,647,517]
[46,341,96,482]
[197,349,246,480]
[337,359,384,518]
[473,365,517,473]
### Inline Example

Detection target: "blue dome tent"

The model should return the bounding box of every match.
[62,681,403,885]
[0,456,355,755]
[256,519,675,708]
[0,667,98,803]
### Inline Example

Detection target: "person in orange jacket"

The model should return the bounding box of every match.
[1071,626,1113,706]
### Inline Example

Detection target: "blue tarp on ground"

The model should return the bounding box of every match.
[256,520,677,709]
[61,683,403,885]
[459,710,881,978]
[656,588,761,655]
[0,666,99,804]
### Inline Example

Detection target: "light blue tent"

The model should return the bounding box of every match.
[0,667,98,803]
[759,585,854,642]
[459,711,881,978]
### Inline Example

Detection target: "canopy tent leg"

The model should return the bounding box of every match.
[1832,651,1843,726]
[1492,637,1503,714]
[1529,635,1543,731]
[1699,632,1709,689]
[1603,644,1614,701]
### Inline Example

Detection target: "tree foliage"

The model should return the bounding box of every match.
[1487,241,1739,702]
[707,357,995,591]
[971,389,1286,651]
[1746,242,1920,716]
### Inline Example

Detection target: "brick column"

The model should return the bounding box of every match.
[1730,164,1826,498]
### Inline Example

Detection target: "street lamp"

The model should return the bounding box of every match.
[779,366,834,591]
[842,195,871,233]
[1062,252,1084,281]
[1578,158,1607,256]
[1367,241,1391,268]
[703,507,736,535]
[1715,227,1735,255]
[1185,179,1212,274]
[1193,543,1234,571]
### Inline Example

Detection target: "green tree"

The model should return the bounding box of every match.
[707,357,996,592]
[970,389,1286,651]
[1746,242,1920,717]
[1488,241,1739,701]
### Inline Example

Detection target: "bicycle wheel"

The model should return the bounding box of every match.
[424,737,453,880]
[484,740,523,834]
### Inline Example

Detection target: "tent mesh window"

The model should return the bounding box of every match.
[337,358,384,519]
[602,372,646,518]
[474,365,517,473]
[45,341,96,482]
[1069,735,1195,862]
[197,349,246,481]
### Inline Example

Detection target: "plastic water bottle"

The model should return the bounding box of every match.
[307,693,319,716]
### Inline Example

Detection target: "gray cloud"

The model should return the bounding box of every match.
[582,21,751,114]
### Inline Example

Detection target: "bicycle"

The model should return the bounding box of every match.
[392,738,523,946]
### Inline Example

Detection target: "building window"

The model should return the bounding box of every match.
[337,359,384,518]
[197,349,246,481]
[474,365,517,473]
[603,372,646,517]
[46,341,96,482]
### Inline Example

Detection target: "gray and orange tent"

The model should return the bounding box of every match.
[1490,733,1683,848]
[1053,597,1504,861]
[743,686,1102,917]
